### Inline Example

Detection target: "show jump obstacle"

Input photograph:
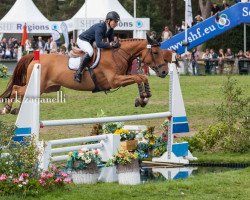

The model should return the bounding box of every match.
[14,52,196,173]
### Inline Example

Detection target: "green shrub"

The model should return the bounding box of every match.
[0,121,40,177]
[188,77,250,153]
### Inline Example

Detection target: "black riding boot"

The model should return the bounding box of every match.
[74,53,91,83]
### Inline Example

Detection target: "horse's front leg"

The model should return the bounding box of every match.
[110,74,148,88]
[135,82,152,107]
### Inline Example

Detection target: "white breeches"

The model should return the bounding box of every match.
[77,38,94,57]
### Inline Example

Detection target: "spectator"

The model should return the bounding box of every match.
[59,46,67,55]
[68,38,76,51]
[218,48,225,74]
[175,25,182,34]
[37,36,45,54]
[237,50,247,74]
[1,38,7,50]
[209,49,218,73]
[245,50,250,59]
[193,15,203,26]
[150,31,157,40]
[202,48,212,74]
[211,3,221,16]
[25,38,33,54]
[44,38,51,54]
[50,37,58,53]
[225,48,234,74]
[222,1,229,10]
[4,46,12,59]
[161,26,172,42]
[191,47,200,75]
[0,47,4,58]
[181,21,186,30]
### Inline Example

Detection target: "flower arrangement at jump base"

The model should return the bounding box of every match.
[114,128,137,151]
[0,64,8,78]
[66,147,102,184]
[106,150,140,185]
[0,166,71,196]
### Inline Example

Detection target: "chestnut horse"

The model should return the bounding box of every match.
[0,36,168,115]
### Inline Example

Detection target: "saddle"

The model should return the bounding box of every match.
[68,45,101,71]
[69,46,97,65]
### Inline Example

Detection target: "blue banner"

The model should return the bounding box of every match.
[161,3,250,54]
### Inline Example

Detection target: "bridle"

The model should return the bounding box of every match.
[139,43,167,75]
[111,40,167,75]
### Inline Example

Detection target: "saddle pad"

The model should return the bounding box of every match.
[68,57,81,70]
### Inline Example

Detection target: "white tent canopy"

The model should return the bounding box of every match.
[71,0,149,38]
[1,0,49,22]
[72,0,133,19]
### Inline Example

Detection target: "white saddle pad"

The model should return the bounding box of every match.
[68,57,81,70]
[68,48,101,71]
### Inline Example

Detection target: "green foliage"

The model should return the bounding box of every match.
[152,137,167,157]
[187,77,250,153]
[114,128,136,141]
[0,64,8,78]
[0,124,40,177]
[216,76,250,131]
[103,122,124,134]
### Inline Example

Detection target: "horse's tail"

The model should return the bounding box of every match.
[0,54,34,99]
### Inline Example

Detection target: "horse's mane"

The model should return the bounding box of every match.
[119,39,145,43]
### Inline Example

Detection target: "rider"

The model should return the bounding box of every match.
[74,11,120,83]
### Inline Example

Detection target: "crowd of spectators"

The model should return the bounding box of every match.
[0,36,74,60]
[0,37,19,59]
[188,47,250,75]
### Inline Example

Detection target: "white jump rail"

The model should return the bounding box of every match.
[40,112,171,127]
[41,134,120,171]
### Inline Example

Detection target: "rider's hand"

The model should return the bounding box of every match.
[110,41,120,48]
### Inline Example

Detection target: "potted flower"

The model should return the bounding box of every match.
[106,150,140,185]
[66,147,101,184]
[115,128,137,151]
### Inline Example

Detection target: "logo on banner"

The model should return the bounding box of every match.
[51,23,59,31]
[136,20,143,28]
[215,14,230,29]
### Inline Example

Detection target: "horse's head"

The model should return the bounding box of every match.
[140,35,168,78]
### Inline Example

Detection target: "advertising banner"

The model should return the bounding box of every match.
[161,3,250,54]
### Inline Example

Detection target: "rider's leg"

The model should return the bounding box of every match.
[74,39,94,83]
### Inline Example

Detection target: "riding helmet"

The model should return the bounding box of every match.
[106,11,120,21]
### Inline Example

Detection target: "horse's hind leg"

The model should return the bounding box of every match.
[0,85,26,115]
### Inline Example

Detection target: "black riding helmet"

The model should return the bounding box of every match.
[106,11,120,21]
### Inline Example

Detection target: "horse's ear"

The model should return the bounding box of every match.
[146,34,159,46]
[146,34,154,45]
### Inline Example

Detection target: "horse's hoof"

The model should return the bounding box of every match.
[140,98,148,107]
[0,107,9,115]
[143,98,149,104]
[10,108,19,115]
[135,97,141,107]
[146,92,152,98]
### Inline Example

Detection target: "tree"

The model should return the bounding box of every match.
[199,0,212,19]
